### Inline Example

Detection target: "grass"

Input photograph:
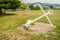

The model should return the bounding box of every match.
[0,10,42,31]
[0,10,60,40]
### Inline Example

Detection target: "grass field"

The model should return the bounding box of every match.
[0,10,60,40]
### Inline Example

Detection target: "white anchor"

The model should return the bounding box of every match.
[25,3,54,29]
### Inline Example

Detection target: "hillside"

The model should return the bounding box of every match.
[27,2,60,8]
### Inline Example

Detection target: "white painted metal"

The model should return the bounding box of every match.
[25,3,54,29]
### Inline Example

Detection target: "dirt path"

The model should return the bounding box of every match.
[17,22,56,35]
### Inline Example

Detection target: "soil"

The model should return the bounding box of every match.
[17,22,56,35]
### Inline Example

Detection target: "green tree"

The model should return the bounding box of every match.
[20,3,27,10]
[0,0,21,14]
[33,5,40,10]
[49,5,53,9]
[29,4,40,10]
[29,4,34,10]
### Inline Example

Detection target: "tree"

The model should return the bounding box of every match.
[29,4,34,10]
[33,5,40,10]
[20,3,27,10]
[49,5,53,9]
[0,0,21,14]
[29,4,40,10]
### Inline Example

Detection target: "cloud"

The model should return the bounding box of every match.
[20,0,60,4]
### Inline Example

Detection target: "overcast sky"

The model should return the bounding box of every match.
[20,0,60,4]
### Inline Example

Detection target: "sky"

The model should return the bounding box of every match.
[20,0,60,4]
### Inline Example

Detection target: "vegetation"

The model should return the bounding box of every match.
[0,10,60,40]
[29,4,34,10]
[49,5,53,9]
[33,5,40,10]
[20,3,27,10]
[0,1,60,40]
[29,4,40,10]
[53,8,60,10]
[0,0,21,14]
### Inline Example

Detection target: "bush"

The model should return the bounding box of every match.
[29,4,40,10]
[33,5,40,10]
[20,3,27,10]
[29,4,34,10]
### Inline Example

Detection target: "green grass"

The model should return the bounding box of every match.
[0,10,60,40]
